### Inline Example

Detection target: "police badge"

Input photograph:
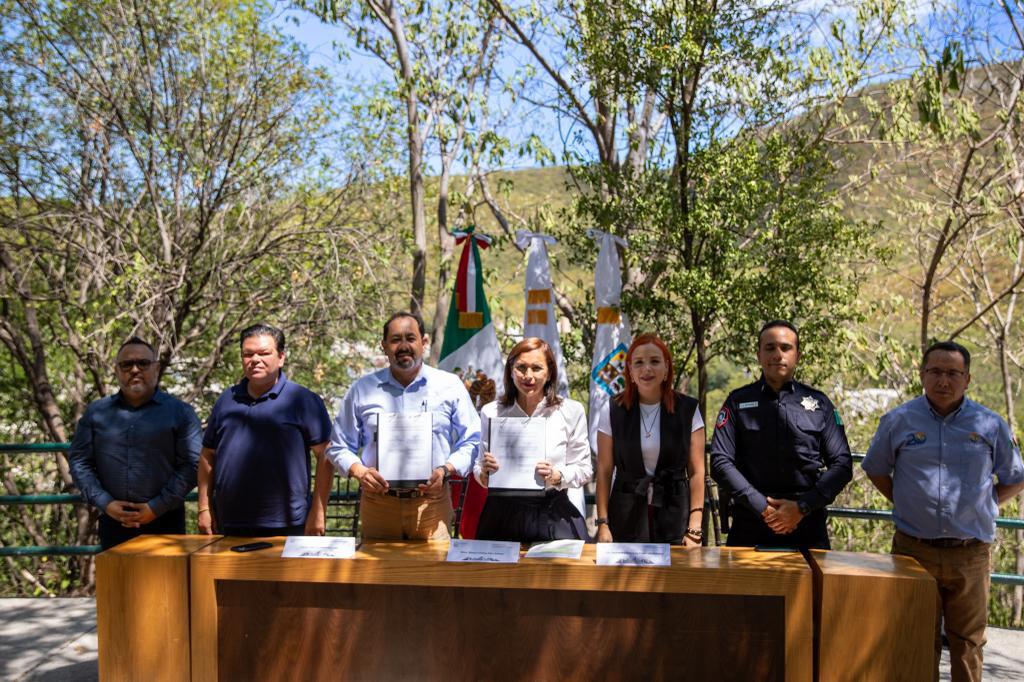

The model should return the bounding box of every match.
[800,396,820,411]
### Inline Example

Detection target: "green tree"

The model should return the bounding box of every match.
[492,0,899,415]
[0,0,390,593]
[850,0,1024,624]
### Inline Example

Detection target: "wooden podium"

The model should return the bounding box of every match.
[806,550,936,682]
[96,537,941,681]
[95,535,221,681]
[189,540,813,681]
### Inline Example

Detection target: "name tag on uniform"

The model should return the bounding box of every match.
[738,401,758,410]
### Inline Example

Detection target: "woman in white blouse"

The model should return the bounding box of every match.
[595,334,705,546]
[475,338,592,542]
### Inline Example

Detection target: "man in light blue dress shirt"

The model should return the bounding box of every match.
[863,341,1024,682]
[327,312,480,540]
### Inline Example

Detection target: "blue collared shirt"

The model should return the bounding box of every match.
[203,372,332,527]
[326,364,481,478]
[863,395,1024,542]
[68,389,202,517]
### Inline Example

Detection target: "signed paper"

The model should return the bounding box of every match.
[525,539,585,560]
[488,417,547,490]
[595,543,671,567]
[377,412,432,485]
[446,539,521,564]
[281,536,356,559]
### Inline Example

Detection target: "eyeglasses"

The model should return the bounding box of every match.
[923,368,965,380]
[117,359,155,371]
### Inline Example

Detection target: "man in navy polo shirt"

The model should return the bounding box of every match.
[197,323,334,537]
[863,341,1023,682]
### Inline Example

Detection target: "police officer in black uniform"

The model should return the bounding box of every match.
[710,320,852,549]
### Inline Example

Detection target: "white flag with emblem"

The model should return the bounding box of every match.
[515,230,568,396]
[587,229,632,451]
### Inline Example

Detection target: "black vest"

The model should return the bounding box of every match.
[608,393,698,543]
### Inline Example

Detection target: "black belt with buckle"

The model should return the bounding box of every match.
[384,489,422,499]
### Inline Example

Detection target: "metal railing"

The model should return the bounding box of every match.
[2,443,1022,586]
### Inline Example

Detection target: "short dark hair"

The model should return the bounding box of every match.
[383,312,426,340]
[923,340,971,371]
[240,323,285,353]
[758,320,800,351]
[117,336,156,356]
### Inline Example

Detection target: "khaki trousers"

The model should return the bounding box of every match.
[360,487,453,541]
[892,529,991,682]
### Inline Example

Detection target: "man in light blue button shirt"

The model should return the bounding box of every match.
[327,312,480,540]
[863,341,1024,682]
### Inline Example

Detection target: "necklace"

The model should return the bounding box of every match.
[639,403,659,439]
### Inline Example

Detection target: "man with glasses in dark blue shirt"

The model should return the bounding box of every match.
[864,341,1024,682]
[69,337,202,549]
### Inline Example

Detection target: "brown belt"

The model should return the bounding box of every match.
[899,530,983,548]
[383,489,422,499]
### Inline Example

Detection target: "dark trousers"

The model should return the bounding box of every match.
[98,505,187,550]
[219,524,305,538]
[725,504,830,550]
[476,490,589,544]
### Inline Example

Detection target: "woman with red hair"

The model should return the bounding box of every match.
[594,334,705,545]
[474,338,591,542]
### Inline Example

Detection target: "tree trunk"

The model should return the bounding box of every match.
[429,152,456,362]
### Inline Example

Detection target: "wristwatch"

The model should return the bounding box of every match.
[796,500,811,516]
[436,465,452,483]
[595,517,609,526]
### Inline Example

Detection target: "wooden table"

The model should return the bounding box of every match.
[806,550,936,682]
[95,534,221,681]
[189,540,813,681]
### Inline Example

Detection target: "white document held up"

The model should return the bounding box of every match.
[488,417,547,490]
[281,536,356,559]
[377,412,433,484]
[525,539,585,560]
[595,543,671,567]
[446,539,521,564]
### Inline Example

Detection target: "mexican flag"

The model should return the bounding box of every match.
[438,226,504,405]
[438,226,503,539]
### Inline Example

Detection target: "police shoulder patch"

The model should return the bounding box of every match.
[716,408,730,429]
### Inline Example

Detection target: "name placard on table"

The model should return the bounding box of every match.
[281,536,357,559]
[595,543,671,566]
[446,539,521,564]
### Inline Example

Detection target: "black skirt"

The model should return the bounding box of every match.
[476,489,589,544]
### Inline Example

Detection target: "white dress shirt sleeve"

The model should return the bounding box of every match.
[473,401,495,485]
[555,400,593,491]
